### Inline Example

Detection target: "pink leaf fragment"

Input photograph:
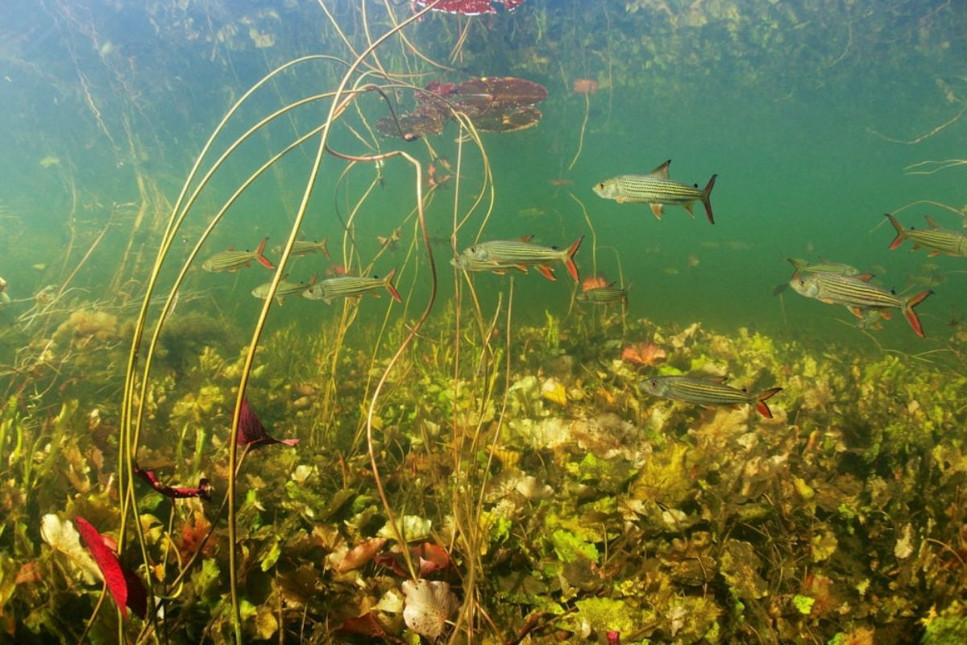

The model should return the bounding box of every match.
[74,516,147,619]
[238,399,300,449]
[415,0,525,15]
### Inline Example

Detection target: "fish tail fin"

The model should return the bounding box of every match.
[903,289,933,337]
[755,387,783,418]
[383,268,402,303]
[701,174,717,224]
[255,237,275,270]
[885,214,906,250]
[320,237,331,261]
[564,235,584,282]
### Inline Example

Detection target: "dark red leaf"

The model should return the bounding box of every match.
[135,466,212,500]
[74,516,147,619]
[238,399,299,448]
[413,542,452,577]
[375,542,453,578]
[334,612,389,638]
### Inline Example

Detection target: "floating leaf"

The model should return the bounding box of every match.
[414,0,526,15]
[402,579,457,640]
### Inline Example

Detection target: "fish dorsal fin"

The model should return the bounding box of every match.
[607,281,617,288]
[650,159,671,177]
[924,215,941,229]
[519,234,534,243]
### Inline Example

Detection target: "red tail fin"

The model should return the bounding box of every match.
[563,235,584,282]
[255,237,275,270]
[903,289,932,337]
[885,214,906,251]
[755,387,782,418]
[701,174,717,224]
[383,268,402,303]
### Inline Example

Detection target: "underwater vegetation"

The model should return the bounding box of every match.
[0,0,964,643]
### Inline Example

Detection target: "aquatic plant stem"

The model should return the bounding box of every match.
[225,8,442,637]
[567,90,591,171]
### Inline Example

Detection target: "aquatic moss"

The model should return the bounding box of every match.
[923,601,967,645]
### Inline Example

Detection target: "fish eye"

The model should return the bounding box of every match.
[595,182,604,189]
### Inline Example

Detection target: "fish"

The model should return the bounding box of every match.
[885,213,967,258]
[301,269,402,304]
[786,258,864,277]
[593,160,717,224]
[789,271,933,337]
[272,238,331,260]
[251,278,314,304]
[577,281,631,309]
[452,235,584,282]
[774,258,868,296]
[202,237,275,272]
[639,374,782,418]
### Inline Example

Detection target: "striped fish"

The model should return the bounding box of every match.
[789,272,933,337]
[774,257,868,296]
[301,268,401,304]
[453,235,584,282]
[640,375,782,418]
[251,278,314,305]
[886,213,967,258]
[577,281,631,309]
[273,238,331,260]
[202,237,275,272]
[787,258,864,276]
[593,160,717,224]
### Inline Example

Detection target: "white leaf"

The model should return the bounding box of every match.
[39,514,101,584]
[402,579,457,640]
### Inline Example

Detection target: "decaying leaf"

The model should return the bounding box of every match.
[39,514,100,584]
[402,579,457,640]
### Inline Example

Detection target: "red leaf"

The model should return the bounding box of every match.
[413,542,452,577]
[238,399,299,449]
[374,542,453,578]
[335,537,388,573]
[334,612,388,638]
[135,466,212,500]
[74,517,147,619]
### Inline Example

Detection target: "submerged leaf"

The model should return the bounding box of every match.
[74,516,146,619]
[39,514,100,585]
[238,399,299,448]
[402,579,457,640]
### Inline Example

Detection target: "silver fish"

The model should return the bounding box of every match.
[593,160,717,223]
[640,374,782,418]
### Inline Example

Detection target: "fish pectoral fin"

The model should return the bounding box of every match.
[649,203,664,219]
[536,265,558,281]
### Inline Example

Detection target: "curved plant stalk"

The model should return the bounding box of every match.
[567,89,591,171]
[115,13,435,643]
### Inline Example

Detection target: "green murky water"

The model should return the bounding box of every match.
[0,1,965,643]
